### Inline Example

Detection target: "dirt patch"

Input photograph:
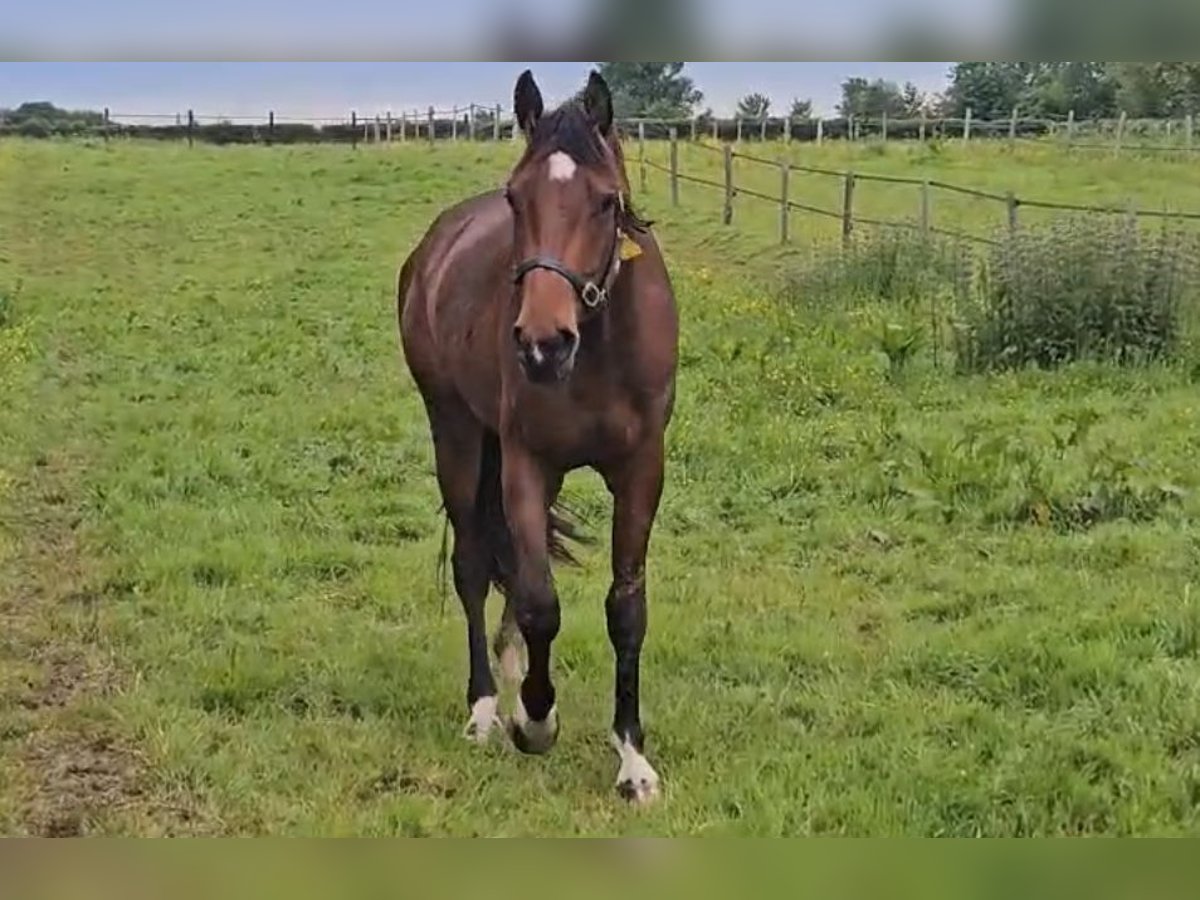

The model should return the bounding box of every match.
[0,453,147,836]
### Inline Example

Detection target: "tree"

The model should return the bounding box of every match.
[944,62,1118,120]
[900,82,927,118]
[839,78,904,119]
[789,97,813,119]
[1112,63,1200,117]
[592,63,703,119]
[737,93,771,119]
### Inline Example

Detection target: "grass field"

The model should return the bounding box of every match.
[3,137,1200,836]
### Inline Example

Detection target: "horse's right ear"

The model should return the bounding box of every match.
[514,69,544,140]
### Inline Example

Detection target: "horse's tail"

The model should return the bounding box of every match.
[437,431,591,605]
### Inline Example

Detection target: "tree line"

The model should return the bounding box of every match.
[9,64,1200,139]
[595,62,1200,123]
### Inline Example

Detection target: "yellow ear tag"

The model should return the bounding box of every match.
[618,230,643,261]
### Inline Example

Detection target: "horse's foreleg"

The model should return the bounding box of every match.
[602,438,665,804]
[500,443,560,755]
[427,400,498,744]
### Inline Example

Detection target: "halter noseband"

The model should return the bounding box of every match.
[511,197,624,312]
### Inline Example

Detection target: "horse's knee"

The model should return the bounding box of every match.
[515,587,560,645]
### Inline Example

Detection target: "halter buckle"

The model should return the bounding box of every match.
[581,282,605,309]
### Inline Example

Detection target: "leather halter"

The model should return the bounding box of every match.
[511,198,624,313]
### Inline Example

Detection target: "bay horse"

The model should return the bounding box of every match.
[396,69,678,803]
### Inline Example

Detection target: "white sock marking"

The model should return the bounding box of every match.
[547,151,577,182]
[463,695,501,744]
[512,695,558,751]
[611,733,660,803]
[499,641,524,686]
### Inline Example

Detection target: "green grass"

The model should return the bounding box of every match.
[3,138,1200,836]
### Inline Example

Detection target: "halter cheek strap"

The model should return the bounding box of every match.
[511,195,626,312]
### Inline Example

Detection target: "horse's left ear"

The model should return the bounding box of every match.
[582,70,613,136]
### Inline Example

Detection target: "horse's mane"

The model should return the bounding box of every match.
[527,102,654,234]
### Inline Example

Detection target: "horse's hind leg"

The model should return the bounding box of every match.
[492,599,525,693]
[425,396,499,744]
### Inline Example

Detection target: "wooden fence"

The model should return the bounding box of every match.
[639,130,1200,249]
[9,104,1200,157]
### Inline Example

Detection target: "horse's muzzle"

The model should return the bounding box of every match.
[514,326,578,384]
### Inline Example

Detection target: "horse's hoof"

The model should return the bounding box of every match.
[612,734,660,805]
[462,696,502,745]
[508,699,558,755]
[616,774,660,805]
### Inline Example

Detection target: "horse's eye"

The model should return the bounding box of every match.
[598,193,617,213]
[503,186,515,206]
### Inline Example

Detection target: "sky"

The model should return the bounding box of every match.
[0,62,956,120]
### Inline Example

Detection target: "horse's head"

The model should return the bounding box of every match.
[506,68,630,385]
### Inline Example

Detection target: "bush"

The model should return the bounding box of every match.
[954,216,1192,372]
[777,228,968,311]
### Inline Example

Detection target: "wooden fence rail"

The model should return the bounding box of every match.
[643,129,1200,249]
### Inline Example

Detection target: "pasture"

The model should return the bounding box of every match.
[3,137,1200,836]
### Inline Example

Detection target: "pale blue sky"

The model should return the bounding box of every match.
[0,62,956,119]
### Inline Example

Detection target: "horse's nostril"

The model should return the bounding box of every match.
[557,328,578,350]
[512,324,525,345]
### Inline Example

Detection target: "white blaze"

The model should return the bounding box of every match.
[547,151,577,182]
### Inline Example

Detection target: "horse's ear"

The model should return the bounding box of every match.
[582,70,613,136]
[514,69,544,140]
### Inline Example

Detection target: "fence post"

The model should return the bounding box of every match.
[779,159,790,244]
[919,180,931,238]
[1006,191,1019,235]
[1114,110,1127,158]
[736,117,743,143]
[784,115,792,145]
[374,114,381,144]
[1009,106,1018,146]
[963,107,972,143]
[1066,109,1075,148]
[468,104,476,141]
[637,121,647,193]
[669,127,679,206]
[690,116,697,142]
[103,107,110,142]
[722,143,734,226]
[881,110,888,143]
[451,107,458,141]
[351,110,358,149]
[428,106,435,146]
[760,116,767,142]
[187,109,194,147]
[266,110,274,145]
[712,117,718,141]
[512,108,519,142]
[841,170,855,249]
[849,114,856,142]
[816,118,823,146]
[494,104,501,141]
[386,111,392,143]
[919,110,926,142]
[1187,114,1194,155]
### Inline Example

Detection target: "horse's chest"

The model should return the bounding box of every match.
[519,395,643,466]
